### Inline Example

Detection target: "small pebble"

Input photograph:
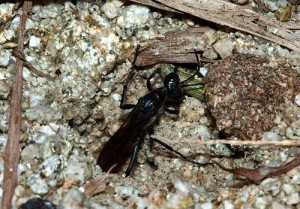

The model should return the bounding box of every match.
[57,189,91,209]
[271,201,285,209]
[213,37,235,58]
[27,174,49,195]
[223,200,234,209]
[112,93,121,101]
[29,36,41,49]
[288,51,300,66]
[0,49,10,67]
[196,202,213,209]
[282,184,295,195]
[0,80,10,99]
[202,29,217,45]
[254,197,268,209]
[63,161,92,185]
[286,192,300,205]
[25,105,62,123]
[264,0,279,11]
[115,186,135,198]
[261,132,281,141]
[101,1,122,19]
[116,5,149,29]
[202,48,218,60]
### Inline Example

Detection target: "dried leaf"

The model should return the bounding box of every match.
[83,166,115,197]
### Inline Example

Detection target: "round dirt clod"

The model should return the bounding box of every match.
[204,53,300,140]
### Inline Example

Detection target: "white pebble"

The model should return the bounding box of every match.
[40,155,61,177]
[254,197,268,209]
[286,192,300,205]
[135,197,149,209]
[213,37,235,58]
[58,189,91,209]
[0,49,10,67]
[25,18,35,30]
[200,67,208,76]
[223,200,234,209]
[197,202,213,209]
[271,201,285,209]
[193,125,211,139]
[63,161,92,185]
[3,29,15,42]
[170,174,191,194]
[282,184,295,195]
[115,186,135,198]
[27,174,49,195]
[112,93,121,101]
[117,5,149,29]
[261,132,281,141]
[25,105,62,123]
[29,36,41,49]
[101,1,122,19]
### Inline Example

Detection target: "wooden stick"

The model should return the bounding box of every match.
[1,2,32,209]
[151,135,300,147]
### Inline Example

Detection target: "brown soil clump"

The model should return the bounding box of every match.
[205,54,300,140]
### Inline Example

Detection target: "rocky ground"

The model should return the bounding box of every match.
[0,0,300,208]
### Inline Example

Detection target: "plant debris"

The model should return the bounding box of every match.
[131,0,300,51]
[214,153,300,183]
[129,27,215,66]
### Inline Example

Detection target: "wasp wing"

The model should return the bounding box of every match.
[97,106,156,173]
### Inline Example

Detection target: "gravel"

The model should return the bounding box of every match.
[0,0,300,208]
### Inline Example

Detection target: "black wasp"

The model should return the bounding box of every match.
[97,48,202,176]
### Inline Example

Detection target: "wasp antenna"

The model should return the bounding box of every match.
[195,49,201,68]
[173,66,179,73]
[181,50,202,85]
[132,45,141,67]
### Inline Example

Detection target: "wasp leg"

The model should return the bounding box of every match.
[120,46,142,110]
[120,69,136,109]
[150,137,205,166]
[164,107,179,115]
[147,68,161,91]
[125,136,143,176]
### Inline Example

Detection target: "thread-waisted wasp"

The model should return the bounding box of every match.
[97,47,203,176]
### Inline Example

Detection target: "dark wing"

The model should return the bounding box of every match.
[97,106,156,173]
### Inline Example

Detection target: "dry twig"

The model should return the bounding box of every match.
[12,49,55,81]
[214,154,300,183]
[1,2,32,209]
[151,135,300,147]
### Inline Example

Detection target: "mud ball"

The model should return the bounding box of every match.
[204,54,300,140]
